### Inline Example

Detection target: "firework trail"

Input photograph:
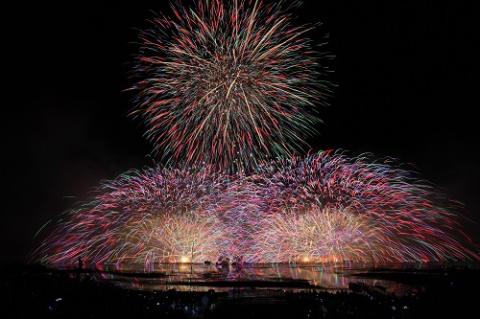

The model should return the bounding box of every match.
[132,0,331,171]
[31,152,478,269]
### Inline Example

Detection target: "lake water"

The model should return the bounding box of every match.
[83,263,422,295]
[5,263,479,318]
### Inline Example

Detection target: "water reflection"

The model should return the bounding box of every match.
[84,263,414,295]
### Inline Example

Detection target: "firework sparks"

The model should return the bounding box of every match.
[251,206,383,264]
[29,1,478,271]
[31,167,233,270]
[250,151,479,263]
[31,152,478,270]
[132,0,331,171]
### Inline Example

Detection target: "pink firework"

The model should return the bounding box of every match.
[31,152,479,269]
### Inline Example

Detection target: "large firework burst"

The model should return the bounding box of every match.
[31,152,478,269]
[132,0,331,170]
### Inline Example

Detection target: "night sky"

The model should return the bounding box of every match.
[3,0,478,264]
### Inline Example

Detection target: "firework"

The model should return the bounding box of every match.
[28,0,478,274]
[30,167,233,270]
[251,206,384,263]
[210,177,267,263]
[32,152,478,270]
[132,0,331,171]
[250,151,478,263]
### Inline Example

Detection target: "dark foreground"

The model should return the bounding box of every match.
[2,264,479,318]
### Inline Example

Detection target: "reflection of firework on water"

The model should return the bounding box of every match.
[31,152,478,270]
[132,0,331,170]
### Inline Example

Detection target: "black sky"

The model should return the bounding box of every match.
[2,0,479,264]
